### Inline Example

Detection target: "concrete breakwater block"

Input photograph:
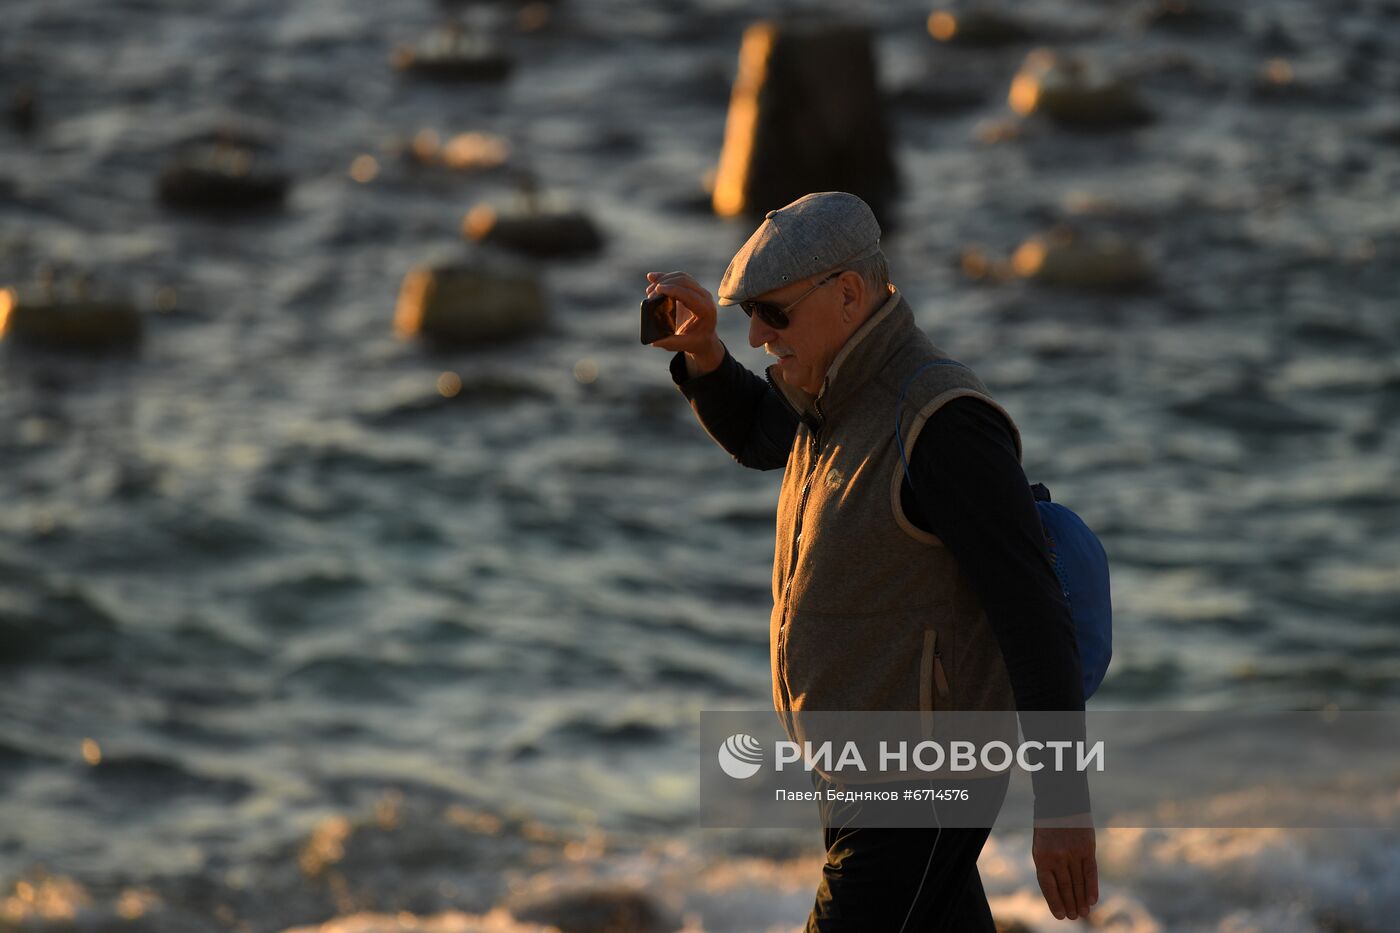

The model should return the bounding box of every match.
[927,7,1032,47]
[402,129,511,173]
[1009,49,1153,130]
[508,885,678,933]
[463,198,603,258]
[1013,227,1153,291]
[393,24,514,82]
[393,262,547,344]
[712,18,897,220]
[157,131,289,212]
[0,280,142,350]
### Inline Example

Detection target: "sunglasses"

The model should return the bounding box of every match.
[739,271,841,329]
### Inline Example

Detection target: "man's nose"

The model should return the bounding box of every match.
[748,312,777,348]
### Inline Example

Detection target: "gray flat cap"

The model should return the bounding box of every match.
[717,191,882,306]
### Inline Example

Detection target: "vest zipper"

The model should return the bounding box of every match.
[779,401,823,635]
[769,367,824,714]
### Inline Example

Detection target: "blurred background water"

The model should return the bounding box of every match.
[1,0,1398,930]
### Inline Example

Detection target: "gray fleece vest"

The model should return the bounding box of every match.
[765,289,1021,746]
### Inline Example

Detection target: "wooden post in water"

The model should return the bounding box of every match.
[713,18,897,224]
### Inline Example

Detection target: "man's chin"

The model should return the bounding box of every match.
[775,357,816,393]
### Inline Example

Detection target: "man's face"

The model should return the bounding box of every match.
[745,273,850,395]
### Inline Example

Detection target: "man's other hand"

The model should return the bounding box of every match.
[645,271,725,378]
[1032,821,1098,921]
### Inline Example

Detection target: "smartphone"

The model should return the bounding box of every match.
[640,293,677,345]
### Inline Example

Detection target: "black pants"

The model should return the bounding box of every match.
[805,775,1009,932]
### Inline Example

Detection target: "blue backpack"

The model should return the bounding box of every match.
[897,360,1113,700]
[1027,482,1112,699]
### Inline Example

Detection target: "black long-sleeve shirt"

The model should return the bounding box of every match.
[671,347,1091,817]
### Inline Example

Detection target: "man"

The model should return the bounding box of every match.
[647,192,1097,930]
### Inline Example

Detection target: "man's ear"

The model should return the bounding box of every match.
[838,269,865,312]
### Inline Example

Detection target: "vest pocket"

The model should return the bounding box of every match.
[919,629,952,736]
[934,645,950,699]
[919,630,952,704]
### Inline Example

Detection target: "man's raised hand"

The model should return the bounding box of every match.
[644,271,725,378]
